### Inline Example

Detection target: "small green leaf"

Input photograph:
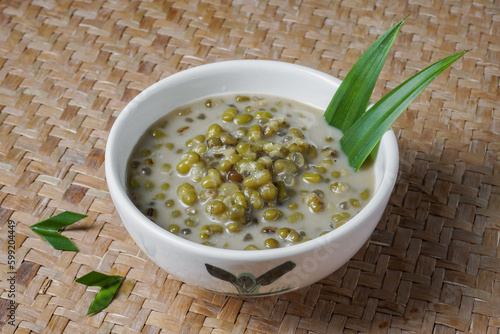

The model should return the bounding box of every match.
[341,50,468,170]
[76,271,124,315]
[30,211,87,251]
[324,17,406,132]
[31,229,79,252]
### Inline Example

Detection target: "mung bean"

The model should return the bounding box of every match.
[222,107,238,122]
[177,183,197,205]
[247,124,262,141]
[287,212,304,223]
[243,170,272,188]
[227,222,242,233]
[306,192,324,212]
[228,204,246,220]
[262,209,283,221]
[206,123,222,138]
[302,172,322,183]
[234,113,253,125]
[206,200,226,215]
[168,224,180,234]
[264,238,279,249]
[201,168,223,189]
[235,95,250,102]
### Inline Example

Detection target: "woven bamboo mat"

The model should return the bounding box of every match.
[1,0,499,333]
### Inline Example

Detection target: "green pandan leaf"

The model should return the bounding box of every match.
[323,17,467,170]
[341,50,468,170]
[324,17,406,132]
[30,211,87,251]
[76,271,124,315]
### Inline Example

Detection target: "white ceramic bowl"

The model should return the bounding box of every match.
[105,60,399,296]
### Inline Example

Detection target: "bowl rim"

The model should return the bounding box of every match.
[105,59,399,261]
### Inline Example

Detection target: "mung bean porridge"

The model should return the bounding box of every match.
[126,94,375,250]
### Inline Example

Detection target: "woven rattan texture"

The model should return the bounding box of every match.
[1,0,499,333]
